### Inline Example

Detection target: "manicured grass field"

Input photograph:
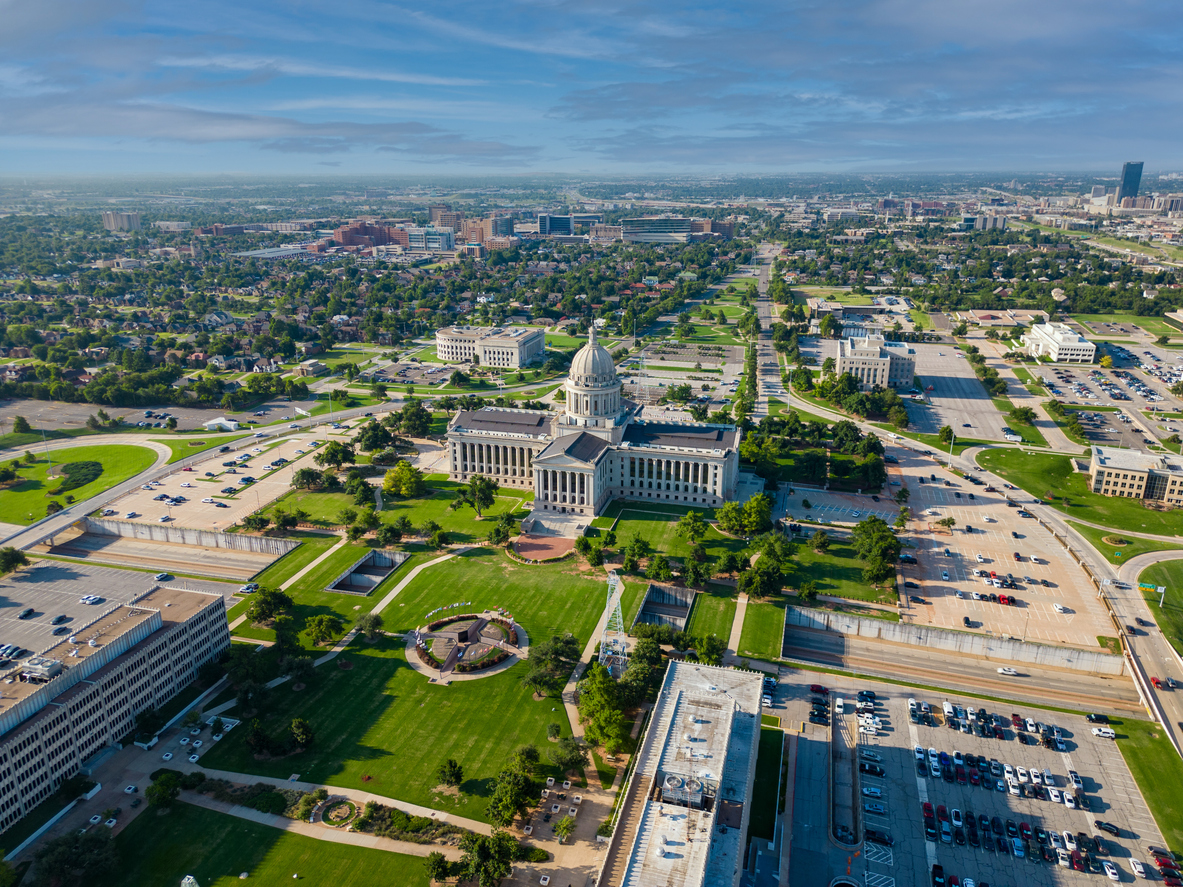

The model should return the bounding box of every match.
[262,490,354,525]
[977,448,1183,536]
[737,598,786,663]
[684,584,738,642]
[1066,520,1183,565]
[199,634,576,823]
[251,531,342,587]
[94,801,430,887]
[992,396,1049,447]
[747,726,783,841]
[791,542,895,605]
[380,480,533,543]
[150,433,250,463]
[1112,718,1183,852]
[1137,559,1183,657]
[0,444,157,523]
[387,547,606,645]
[608,511,749,564]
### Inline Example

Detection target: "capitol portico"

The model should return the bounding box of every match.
[446,327,743,531]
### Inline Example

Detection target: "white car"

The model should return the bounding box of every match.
[1064,793,1077,809]
[289,423,299,428]
[914,744,925,760]
[928,748,939,764]
[1016,767,1028,783]
[1131,859,1146,878]
[123,784,137,794]
[1030,768,1042,785]
[1053,603,1067,614]
[1057,848,1071,867]
[1049,787,1062,803]
[1049,831,1064,850]
[157,516,169,522]
[941,571,949,581]
[971,592,982,601]
[180,482,193,488]
[1004,763,1014,780]
[202,497,215,503]
[861,786,882,798]
[162,752,173,761]
[1092,726,1116,739]
[997,667,1018,676]
[1063,831,1077,851]
[955,590,963,599]
[976,554,984,563]
[154,572,170,581]
[858,725,877,735]
[1103,861,1118,881]
[850,511,861,518]
[124,512,137,519]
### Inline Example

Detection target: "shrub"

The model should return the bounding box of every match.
[513,846,551,863]
[250,791,288,814]
[48,460,103,495]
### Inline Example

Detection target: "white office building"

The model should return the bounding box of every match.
[1020,323,1096,363]
[836,335,916,390]
[434,326,546,368]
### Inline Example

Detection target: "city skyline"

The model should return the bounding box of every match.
[0,0,1180,175]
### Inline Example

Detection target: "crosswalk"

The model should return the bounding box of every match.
[864,872,896,887]
[863,842,894,865]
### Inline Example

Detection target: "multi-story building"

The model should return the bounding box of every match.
[599,661,763,887]
[1020,323,1096,363]
[836,335,915,390]
[537,214,602,237]
[404,226,455,252]
[434,326,546,368]
[447,328,743,519]
[0,586,229,835]
[1117,162,1144,202]
[100,212,141,232]
[1089,446,1183,503]
[621,216,695,243]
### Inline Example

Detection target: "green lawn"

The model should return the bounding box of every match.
[251,532,342,587]
[791,542,895,605]
[150,433,250,463]
[1065,520,1183,566]
[992,397,1049,447]
[747,726,783,842]
[737,598,786,663]
[0,444,157,523]
[379,480,533,543]
[977,448,1183,537]
[1068,313,1181,338]
[262,490,355,526]
[608,511,748,564]
[94,801,430,887]
[1113,719,1183,852]
[1137,560,1183,657]
[684,584,738,641]
[199,633,578,823]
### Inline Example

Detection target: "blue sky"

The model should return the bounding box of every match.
[1,0,1180,175]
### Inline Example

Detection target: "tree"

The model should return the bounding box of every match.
[697,634,727,666]
[818,313,840,338]
[457,830,517,887]
[246,587,293,625]
[937,424,954,444]
[895,486,911,505]
[12,416,31,434]
[145,771,181,808]
[304,614,344,646]
[742,494,773,534]
[522,633,580,697]
[437,758,464,787]
[292,467,322,490]
[290,717,315,748]
[646,553,673,581]
[1008,406,1037,425]
[821,356,836,376]
[375,523,403,547]
[548,735,590,773]
[811,529,830,553]
[241,513,271,532]
[356,611,384,640]
[486,767,534,827]
[451,474,499,518]
[1099,355,1114,368]
[578,662,628,754]
[430,529,451,549]
[424,851,451,884]
[716,500,745,534]
[0,547,29,575]
[936,516,957,530]
[336,505,358,526]
[736,555,782,599]
[383,461,426,498]
[798,579,819,604]
[273,510,298,532]
[314,440,356,470]
[675,510,709,547]
[33,828,117,886]
[1156,335,1170,346]
[554,815,577,843]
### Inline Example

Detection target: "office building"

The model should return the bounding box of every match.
[1089,447,1183,503]
[404,226,455,252]
[1020,323,1096,363]
[598,661,764,887]
[447,327,742,516]
[621,216,695,244]
[435,325,546,368]
[836,335,915,390]
[0,586,230,835]
[1117,162,1144,202]
[100,212,141,232]
[538,214,602,237]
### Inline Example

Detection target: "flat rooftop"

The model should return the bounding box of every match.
[450,408,553,437]
[622,421,739,453]
[1091,445,1183,474]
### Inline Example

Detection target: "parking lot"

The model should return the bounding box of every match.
[107,431,328,531]
[0,561,235,665]
[776,669,1167,887]
[780,446,1114,650]
[908,345,1013,442]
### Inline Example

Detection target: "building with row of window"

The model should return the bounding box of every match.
[100,212,141,232]
[836,334,916,391]
[1020,323,1097,363]
[434,326,546,368]
[1088,446,1183,503]
[446,327,743,522]
[0,586,230,835]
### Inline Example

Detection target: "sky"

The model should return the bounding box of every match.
[1,0,1180,176]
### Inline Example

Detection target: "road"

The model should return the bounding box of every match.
[749,242,786,417]
[784,626,1144,715]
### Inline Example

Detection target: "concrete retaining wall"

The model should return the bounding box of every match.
[82,518,300,556]
[785,606,1126,676]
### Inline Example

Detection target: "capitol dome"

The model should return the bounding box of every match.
[569,325,616,387]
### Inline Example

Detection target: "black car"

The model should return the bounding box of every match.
[991,816,1004,836]
[219,446,231,452]
[1011,530,1020,538]
[916,759,927,777]
[931,863,945,886]
[857,690,876,700]
[996,835,1009,854]
[865,829,894,846]
[1086,713,1110,724]
[1095,820,1120,837]
[954,827,965,846]
[910,595,925,604]
[859,762,884,777]
[808,715,828,726]
[905,581,920,589]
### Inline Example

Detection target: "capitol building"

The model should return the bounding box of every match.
[445,327,745,528]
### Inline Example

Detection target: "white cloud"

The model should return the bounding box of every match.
[157,55,484,87]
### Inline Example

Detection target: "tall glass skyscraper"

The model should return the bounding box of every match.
[1117,162,1144,201]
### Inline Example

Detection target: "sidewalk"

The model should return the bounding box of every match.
[725,592,749,665]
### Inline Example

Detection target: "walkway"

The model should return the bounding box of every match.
[178,791,464,860]
[725,592,749,665]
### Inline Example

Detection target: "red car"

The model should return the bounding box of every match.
[810,684,829,695]
[1152,677,1165,690]
[937,805,949,822]
[923,801,934,819]
[1011,713,1022,728]
[969,768,980,786]
[1159,857,1181,871]
[1162,878,1182,887]
[999,594,1010,605]
[182,466,194,472]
